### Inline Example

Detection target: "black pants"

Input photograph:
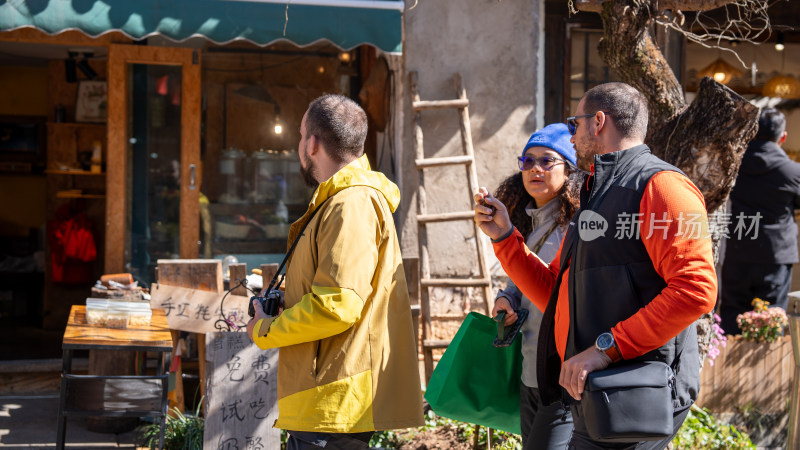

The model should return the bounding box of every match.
[286,430,374,449]
[520,385,573,450]
[720,261,792,334]
[567,404,690,450]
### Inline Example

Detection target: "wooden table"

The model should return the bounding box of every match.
[56,305,173,449]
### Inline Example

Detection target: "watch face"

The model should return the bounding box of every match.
[596,332,614,351]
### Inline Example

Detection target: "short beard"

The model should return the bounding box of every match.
[576,152,594,172]
[300,158,319,188]
[575,139,601,172]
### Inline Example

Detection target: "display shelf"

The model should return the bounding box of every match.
[211,239,287,255]
[47,122,107,129]
[46,170,105,176]
[208,202,307,216]
[56,191,105,199]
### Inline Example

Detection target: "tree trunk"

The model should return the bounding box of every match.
[597,0,759,211]
[648,77,759,213]
[598,0,686,126]
[593,0,760,363]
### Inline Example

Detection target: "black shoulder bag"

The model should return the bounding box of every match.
[580,342,684,443]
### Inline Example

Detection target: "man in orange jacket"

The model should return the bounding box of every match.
[475,82,717,449]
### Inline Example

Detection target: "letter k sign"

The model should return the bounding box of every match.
[578,210,608,241]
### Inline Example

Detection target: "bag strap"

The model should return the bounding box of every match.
[670,330,686,372]
[530,221,560,255]
[263,198,330,294]
[535,222,577,405]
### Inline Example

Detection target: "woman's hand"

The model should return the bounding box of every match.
[492,297,518,326]
[473,187,513,241]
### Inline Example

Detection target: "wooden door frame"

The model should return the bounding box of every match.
[106,44,201,273]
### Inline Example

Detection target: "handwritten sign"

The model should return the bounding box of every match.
[204,332,279,450]
[150,284,251,334]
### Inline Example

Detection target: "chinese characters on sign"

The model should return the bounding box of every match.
[204,332,279,449]
[150,284,251,334]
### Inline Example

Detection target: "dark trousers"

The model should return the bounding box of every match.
[720,261,792,334]
[567,404,690,450]
[286,430,374,450]
[520,384,573,450]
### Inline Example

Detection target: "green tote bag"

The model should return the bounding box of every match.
[424,312,523,435]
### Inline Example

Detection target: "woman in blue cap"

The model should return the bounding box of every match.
[492,123,581,449]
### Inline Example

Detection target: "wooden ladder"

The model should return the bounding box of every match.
[409,71,493,383]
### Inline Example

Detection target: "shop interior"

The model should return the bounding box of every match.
[0,37,389,361]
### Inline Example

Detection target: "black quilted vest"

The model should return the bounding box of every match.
[536,144,701,412]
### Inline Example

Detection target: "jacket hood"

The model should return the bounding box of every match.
[739,140,789,175]
[311,154,401,213]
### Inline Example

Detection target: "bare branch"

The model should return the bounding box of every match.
[653,0,771,68]
[577,0,772,70]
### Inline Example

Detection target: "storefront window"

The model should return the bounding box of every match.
[568,28,623,115]
[567,26,682,117]
[199,44,361,267]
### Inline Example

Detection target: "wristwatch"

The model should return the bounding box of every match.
[595,332,622,363]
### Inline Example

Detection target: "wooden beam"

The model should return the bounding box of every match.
[416,211,475,223]
[415,155,473,169]
[412,98,469,111]
[420,278,491,287]
[574,0,737,13]
[0,28,132,46]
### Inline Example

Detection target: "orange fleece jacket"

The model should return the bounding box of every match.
[492,171,718,361]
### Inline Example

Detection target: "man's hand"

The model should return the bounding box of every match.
[245,298,269,342]
[559,346,612,401]
[492,297,518,326]
[473,187,513,241]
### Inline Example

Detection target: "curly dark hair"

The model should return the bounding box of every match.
[494,167,583,237]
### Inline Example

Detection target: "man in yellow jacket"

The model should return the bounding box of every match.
[246,94,423,449]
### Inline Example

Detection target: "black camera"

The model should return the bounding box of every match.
[248,289,283,318]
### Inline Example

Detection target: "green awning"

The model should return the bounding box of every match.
[0,0,403,53]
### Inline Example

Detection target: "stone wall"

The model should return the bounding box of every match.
[400,0,545,328]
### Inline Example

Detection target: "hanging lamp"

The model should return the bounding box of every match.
[762,49,800,99]
[762,75,800,99]
[697,57,742,85]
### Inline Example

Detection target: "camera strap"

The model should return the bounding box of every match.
[264,197,330,293]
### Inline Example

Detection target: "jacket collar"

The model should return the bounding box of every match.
[288,155,400,245]
[585,144,650,201]
[311,154,400,212]
[525,197,561,228]
[593,144,650,181]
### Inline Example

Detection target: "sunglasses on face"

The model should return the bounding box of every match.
[566,111,612,135]
[566,114,595,135]
[517,155,567,171]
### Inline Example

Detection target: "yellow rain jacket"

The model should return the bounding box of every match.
[251,155,423,433]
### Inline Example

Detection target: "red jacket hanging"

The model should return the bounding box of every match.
[50,213,97,284]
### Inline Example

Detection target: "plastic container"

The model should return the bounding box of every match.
[128,302,152,327]
[85,298,108,326]
[106,302,130,329]
[250,149,285,203]
[219,147,247,204]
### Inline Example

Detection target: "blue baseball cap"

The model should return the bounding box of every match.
[522,123,577,167]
